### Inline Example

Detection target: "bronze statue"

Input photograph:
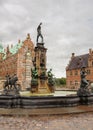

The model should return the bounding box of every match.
[36,23,43,43]
[47,69,55,86]
[4,74,19,92]
[77,67,90,96]
[5,74,10,89]
[80,67,89,88]
[31,68,38,79]
[47,69,53,78]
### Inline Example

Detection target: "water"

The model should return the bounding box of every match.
[19,90,77,97]
[54,90,76,96]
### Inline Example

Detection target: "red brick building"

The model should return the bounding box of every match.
[0,34,35,90]
[66,49,93,89]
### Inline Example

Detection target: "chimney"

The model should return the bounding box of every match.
[89,48,92,55]
[71,53,75,59]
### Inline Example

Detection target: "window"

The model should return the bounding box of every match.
[75,80,78,85]
[87,69,90,74]
[70,81,72,85]
[70,71,72,75]
[75,70,78,75]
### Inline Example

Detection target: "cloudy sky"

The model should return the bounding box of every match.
[0,0,93,78]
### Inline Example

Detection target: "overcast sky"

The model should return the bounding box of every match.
[0,0,93,78]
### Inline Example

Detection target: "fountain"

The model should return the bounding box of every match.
[0,23,93,109]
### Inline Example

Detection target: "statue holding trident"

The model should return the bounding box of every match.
[36,22,44,43]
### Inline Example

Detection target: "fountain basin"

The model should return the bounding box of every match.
[0,94,79,108]
[20,95,80,108]
[0,90,93,108]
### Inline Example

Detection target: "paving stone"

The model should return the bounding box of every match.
[0,113,93,130]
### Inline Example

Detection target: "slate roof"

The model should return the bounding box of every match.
[67,54,89,70]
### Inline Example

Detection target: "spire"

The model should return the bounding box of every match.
[7,45,9,53]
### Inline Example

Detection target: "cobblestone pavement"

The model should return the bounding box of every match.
[0,113,93,130]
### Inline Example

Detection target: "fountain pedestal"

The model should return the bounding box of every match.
[31,42,54,94]
[77,87,90,96]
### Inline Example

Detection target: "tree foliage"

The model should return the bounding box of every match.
[55,77,66,86]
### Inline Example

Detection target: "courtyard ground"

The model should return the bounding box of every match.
[0,105,93,130]
[0,112,93,130]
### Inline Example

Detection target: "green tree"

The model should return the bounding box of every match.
[55,77,66,86]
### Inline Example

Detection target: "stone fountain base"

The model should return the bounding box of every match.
[0,91,93,108]
[77,87,90,96]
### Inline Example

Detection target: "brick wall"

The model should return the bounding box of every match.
[0,34,35,90]
[66,49,93,89]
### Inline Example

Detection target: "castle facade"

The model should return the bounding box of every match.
[0,34,34,90]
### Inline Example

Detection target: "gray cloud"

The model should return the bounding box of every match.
[0,0,93,77]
